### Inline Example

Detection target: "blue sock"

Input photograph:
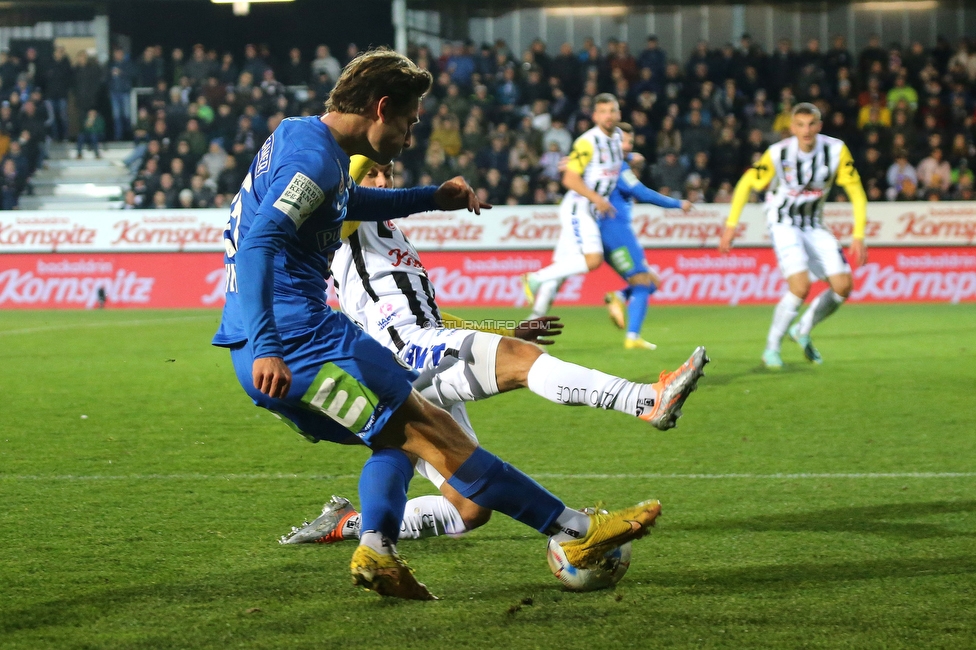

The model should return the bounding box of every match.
[446,447,564,533]
[358,448,414,542]
[626,283,653,337]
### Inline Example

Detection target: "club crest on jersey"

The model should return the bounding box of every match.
[385,220,397,231]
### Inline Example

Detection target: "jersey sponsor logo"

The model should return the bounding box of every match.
[254,134,274,178]
[400,342,448,370]
[301,363,379,433]
[375,306,402,330]
[315,226,341,251]
[386,247,426,271]
[272,172,325,228]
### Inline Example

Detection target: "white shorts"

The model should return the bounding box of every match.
[405,328,500,490]
[554,196,603,260]
[769,222,850,280]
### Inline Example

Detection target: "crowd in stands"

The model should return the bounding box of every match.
[3,31,976,210]
[120,33,976,209]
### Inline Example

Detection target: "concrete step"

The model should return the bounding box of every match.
[18,196,124,210]
[29,180,126,198]
[35,166,132,182]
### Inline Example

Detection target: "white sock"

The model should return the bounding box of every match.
[399,495,468,539]
[527,353,657,417]
[767,292,804,351]
[359,530,395,556]
[530,279,560,318]
[797,290,844,337]
[340,495,469,541]
[549,507,592,543]
[532,256,589,285]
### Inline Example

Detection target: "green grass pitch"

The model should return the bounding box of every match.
[1,304,975,649]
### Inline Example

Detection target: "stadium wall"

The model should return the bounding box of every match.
[1,202,975,309]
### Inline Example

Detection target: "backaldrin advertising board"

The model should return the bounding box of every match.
[1,203,974,308]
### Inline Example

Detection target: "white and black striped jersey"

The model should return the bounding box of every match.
[564,125,625,201]
[331,220,441,352]
[760,134,858,229]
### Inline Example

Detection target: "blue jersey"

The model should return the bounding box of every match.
[607,161,682,222]
[601,161,680,280]
[213,116,436,359]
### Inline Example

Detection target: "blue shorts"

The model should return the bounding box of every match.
[229,309,418,447]
[599,216,648,280]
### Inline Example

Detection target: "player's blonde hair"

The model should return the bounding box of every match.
[325,48,432,116]
[792,102,822,122]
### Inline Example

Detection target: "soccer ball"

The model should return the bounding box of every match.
[546,537,632,592]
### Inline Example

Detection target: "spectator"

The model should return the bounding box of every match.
[887,74,919,112]
[886,149,917,200]
[311,45,341,86]
[108,48,135,140]
[650,149,686,195]
[429,111,462,157]
[72,50,102,117]
[916,147,952,195]
[44,45,72,142]
[681,109,712,159]
[0,157,18,209]
[77,108,105,159]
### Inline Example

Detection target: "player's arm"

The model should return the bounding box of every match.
[719,150,776,253]
[835,144,869,266]
[617,163,691,212]
[348,176,490,221]
[562,137,613,216]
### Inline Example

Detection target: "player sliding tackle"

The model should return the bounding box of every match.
[280,159,708,546]
[214,48,685,600]
[718,103,868,368]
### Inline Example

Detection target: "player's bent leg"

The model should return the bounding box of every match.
[584,252,603,271]
[790,272,851,364]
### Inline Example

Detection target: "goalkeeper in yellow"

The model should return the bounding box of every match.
[719,103,868,368]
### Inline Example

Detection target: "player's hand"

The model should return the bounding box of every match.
[513,316,564,345]
[849,238,868,267]
[253,356,292,399]
[629,152,646,166]
[680,200,692,212]
[718,225,736,254]
[593,195,615,217]
[434,176,492,215]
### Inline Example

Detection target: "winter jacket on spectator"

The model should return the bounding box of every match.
[73,52,102,113]
[45,51,72,100]
[0,52,20,96]
[638,38,667,82]
[108,56,135,95]
[650,152,687,193]
[681,111,713,157]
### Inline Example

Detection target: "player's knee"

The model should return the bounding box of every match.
[496,337,541,390]
[584,253,602,271]
[458,501,492,530]
[787,276,812,300]
[832,275,853,298]
[629,272,654,288]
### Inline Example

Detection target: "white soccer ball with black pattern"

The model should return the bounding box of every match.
[546,537,632,592]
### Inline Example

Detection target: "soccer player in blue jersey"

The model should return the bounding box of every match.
[602,123,691,350]
[212,48,663,600]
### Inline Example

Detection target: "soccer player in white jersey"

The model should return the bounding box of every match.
[522,93,624,318]
[279,159,708,546]
[719,103,869,368]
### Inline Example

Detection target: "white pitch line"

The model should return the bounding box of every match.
[2,472,975,481]
[0,315,215,337]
